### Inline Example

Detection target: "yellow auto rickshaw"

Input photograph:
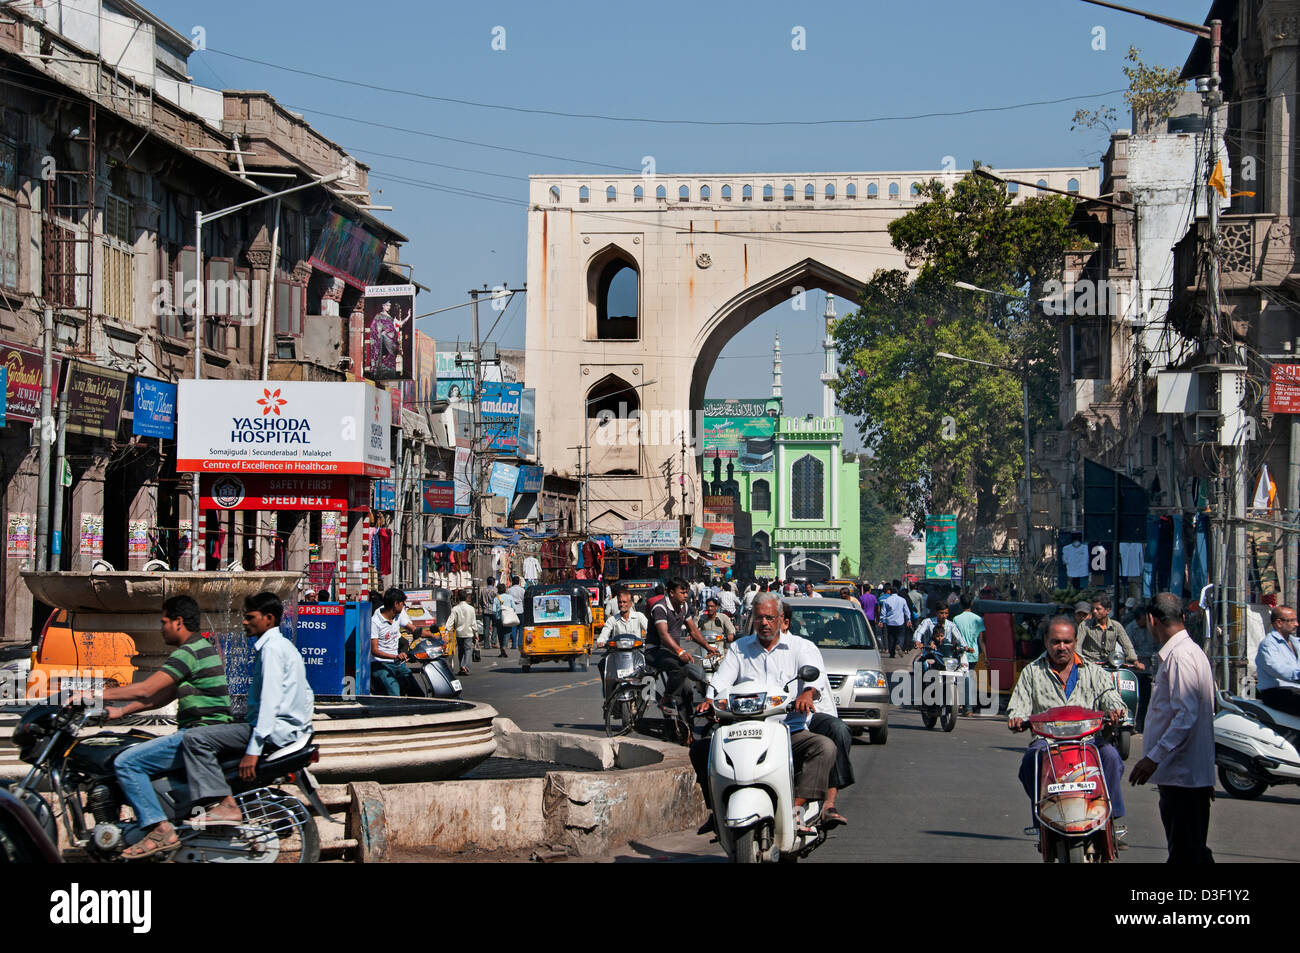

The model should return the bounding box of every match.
[584,583,605,630]
[520,582,593,673]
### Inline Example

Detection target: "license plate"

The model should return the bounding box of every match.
[544,628,559,638]
[450,679,463,692]
[725,725,764,741]
[616,667,634,678]
[1045,781,1097,794]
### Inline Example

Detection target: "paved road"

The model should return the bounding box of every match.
[461,647,1300,863]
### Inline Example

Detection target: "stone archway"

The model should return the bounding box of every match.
[524,166,1098,530]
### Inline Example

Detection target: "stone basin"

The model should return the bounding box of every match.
[0,696,498,784]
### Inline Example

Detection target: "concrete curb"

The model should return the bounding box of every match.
[344,720,707,859]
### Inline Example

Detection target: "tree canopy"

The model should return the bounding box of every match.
[832,170,1081,540]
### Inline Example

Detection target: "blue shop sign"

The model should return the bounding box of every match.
[132,377,176,439]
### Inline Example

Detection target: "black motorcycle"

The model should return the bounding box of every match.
[600,634,651,737]
[6,702,330,863]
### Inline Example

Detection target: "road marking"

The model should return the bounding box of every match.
[525,677,601,699]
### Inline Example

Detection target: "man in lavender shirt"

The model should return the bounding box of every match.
[1129,592,1216,864]
[858,583,877,623]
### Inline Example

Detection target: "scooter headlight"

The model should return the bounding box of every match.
[728,693,768,715]
[1033,717,1103,739]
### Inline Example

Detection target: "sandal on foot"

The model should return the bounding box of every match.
[122,827,180,860]
[820,808,849,829]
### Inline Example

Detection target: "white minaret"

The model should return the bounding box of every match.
[820,292,837,418]
[772,332,783,399]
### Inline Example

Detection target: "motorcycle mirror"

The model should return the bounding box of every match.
[797,665,820,682]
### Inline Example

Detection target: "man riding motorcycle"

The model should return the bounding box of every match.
[699,597,737,646]
[1077,595,1143,671]
[690,593,837,836]
[1008,615,1128,840]
[93,595,234,859]
[648,578,719,716]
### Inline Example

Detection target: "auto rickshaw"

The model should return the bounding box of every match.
[583,583,605,630]
[619,579,666,617]
[521,582,594,673]
[971,599,1069,697]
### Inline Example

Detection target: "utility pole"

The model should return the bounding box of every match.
[469,287,484,547]
[567,443,586,532]
[35,307,52,571]
[50,391,68,571]
[680,430,688,545]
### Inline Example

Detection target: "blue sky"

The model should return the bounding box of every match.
[147,0,1211,446]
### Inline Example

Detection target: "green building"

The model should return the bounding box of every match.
[704,327,860,582]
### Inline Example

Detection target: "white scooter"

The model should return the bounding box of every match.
[1214,688,1300,798]
[706,665,829,863]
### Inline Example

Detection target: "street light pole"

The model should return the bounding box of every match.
[189,170,344,570]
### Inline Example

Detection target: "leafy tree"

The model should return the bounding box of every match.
[1072,46,1185,134]
[832,170,1080,541]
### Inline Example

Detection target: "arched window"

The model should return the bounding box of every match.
[762,184,774,202]
[1067,178,1080,194]
[721,184,732,201]
[700,184,711,201]
[679,184,690,202]
[743,184,753,202]
[753,531,771,566]
[825,183,836,199]
[656,184,666,200]
[1007,181,1019,195]
[909,181,920,197]
[804,183,815,200]
[888,182,900,199]
[783,183,795,201]
[1036,179,1048,191]
[791,455,824,520]
[586,375,641,476]
[865,182,877,199]
[549,186,560,203]
[586,374,640,420]
[751,479,771,512]
[606,185,616,202]
[591,251,639,340]
[633,184,644,202]
[578,185,589,203]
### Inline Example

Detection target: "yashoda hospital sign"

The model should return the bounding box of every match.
[177,380,391,478]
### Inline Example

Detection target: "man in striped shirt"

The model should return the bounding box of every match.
[99,595,233,859]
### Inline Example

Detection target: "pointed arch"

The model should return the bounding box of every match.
[586,244,640,340]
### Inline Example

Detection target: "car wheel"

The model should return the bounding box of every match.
[868,725,888,745]
[848,727,864,739]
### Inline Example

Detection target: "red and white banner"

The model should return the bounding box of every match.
[201,474,350,511]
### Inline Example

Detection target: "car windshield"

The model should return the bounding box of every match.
[787,606,876,650]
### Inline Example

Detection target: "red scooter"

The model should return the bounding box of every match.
[1027,705,1118,863]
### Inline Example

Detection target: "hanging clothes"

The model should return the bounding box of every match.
[1118,542,1144,578]
[1189,514,1210,597]
[375,528,392,577]
[1169,517,1186,598]
[1143,515,1161,599]
[1155,516,1174,593]
[523,554,541,583]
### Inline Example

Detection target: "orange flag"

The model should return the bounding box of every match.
[1209,160,1228,199]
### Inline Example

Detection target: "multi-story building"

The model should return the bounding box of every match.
[0,0,423,642]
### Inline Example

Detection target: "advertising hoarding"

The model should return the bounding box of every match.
[481,381,522,452]
[65,362,128,439]
[177,380,391,477]
[132,377,176,439]
[702,397,781,472]
[201,474,350,512]
[1,341,62,422]
[622,519,679,550]
[925,514,957,581]
[363,284,414,381]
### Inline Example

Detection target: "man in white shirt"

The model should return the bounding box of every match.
[597,588,648,647]
[182,591,314,825]
[719,585,739,618]
[690,592,837,835]
[369,587,415,695]
[446,590,478,676]
[1129,592,1216,863]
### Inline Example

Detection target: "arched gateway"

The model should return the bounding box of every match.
[525,167,1097,533]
